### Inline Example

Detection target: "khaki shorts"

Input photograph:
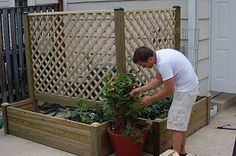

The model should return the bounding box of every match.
[167,85,199,131]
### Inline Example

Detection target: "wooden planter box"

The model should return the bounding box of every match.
[2,95,210,156]
[142,95,211,156]
[2,99,113,156]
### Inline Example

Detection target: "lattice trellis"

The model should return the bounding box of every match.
[124,8,177,85]
[27,11,116,102]
[24,7,179,107]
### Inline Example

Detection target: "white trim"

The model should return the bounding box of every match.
[209,0,212,92]
[64,0,68,11]
[28,0,36,6]
[9,0,15,7]
[188,0,197,71]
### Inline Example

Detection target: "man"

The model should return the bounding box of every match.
[130,46,199,156]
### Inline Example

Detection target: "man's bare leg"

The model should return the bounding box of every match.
[172,130,184,154]
[180,131,187,154]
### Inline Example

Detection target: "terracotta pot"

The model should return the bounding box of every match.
[107,128,146,156]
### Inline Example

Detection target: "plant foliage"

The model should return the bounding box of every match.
[64,94,104,124]
[102,72,151,143]
[140,97,173,119]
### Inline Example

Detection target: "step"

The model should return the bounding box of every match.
[211,93,236,113]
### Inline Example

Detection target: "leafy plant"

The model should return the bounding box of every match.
[140,96,173,119]
[102,72,151,143]
[64,94,104,124]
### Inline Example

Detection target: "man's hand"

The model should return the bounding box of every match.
[130,87,142,97]
[141,96,154,106]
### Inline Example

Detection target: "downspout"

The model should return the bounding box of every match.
[188,0,198,72]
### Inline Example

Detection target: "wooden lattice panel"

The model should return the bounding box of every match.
[26,8,178,105]
[124,8,176,84]
[28,11,116,101]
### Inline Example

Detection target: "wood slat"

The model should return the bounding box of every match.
[7,106,92,131]
[16,8,27,97]
[8,124,92,156]
[3,8,14,102]
[0,31,7,102]
[9,98,33,107]
[8,115,92,144]
[10,8,20,100]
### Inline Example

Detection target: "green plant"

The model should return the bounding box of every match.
[102,72,151,143]
[64,94,104,124]
[0,111,4,129]
[140,96,173,119]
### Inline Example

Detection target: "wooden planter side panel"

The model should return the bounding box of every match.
[91,122,113,156]
[144,96,210,155]
[187,96,210,136]
[4,100,113,156]
[8,99,34,110]
[7,106,92,156]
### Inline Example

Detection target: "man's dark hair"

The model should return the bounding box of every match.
[133,46,155,63]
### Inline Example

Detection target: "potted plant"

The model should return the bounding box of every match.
[102,72,151,156]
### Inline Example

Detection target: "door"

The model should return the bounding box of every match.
[211,0,236,93]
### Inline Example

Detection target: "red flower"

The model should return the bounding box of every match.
[140,131,146,138]
[131,130,137,135]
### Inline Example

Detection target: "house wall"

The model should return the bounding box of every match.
[0,0,58,7]
[35,0,58,5]
[196,0,210,95]
[65,0,210,96]
[0,0,9,7]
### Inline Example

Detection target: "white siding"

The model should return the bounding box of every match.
[36,0,58,5]
[68,0,188,18]
[66,0,211,95]
[198,39,209,61]
[197,0,210,95]
[198,19,210,40]
[198,77,208,96]
[198,59,209,80]
[0,0,9,7]
[197,0,210,19]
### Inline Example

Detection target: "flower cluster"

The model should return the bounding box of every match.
[131,129,147,143]
[121,123,151,143]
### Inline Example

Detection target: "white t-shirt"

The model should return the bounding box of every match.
[155,49,198,92]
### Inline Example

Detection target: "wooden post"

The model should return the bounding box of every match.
[153,123,161,156]
[57,0,64,11]
[23,14,38,112]
[173,6,181,51]
[206,95,211,124]
[91,122,101,156]
[2,103,9,134]
[114,8,126,73]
